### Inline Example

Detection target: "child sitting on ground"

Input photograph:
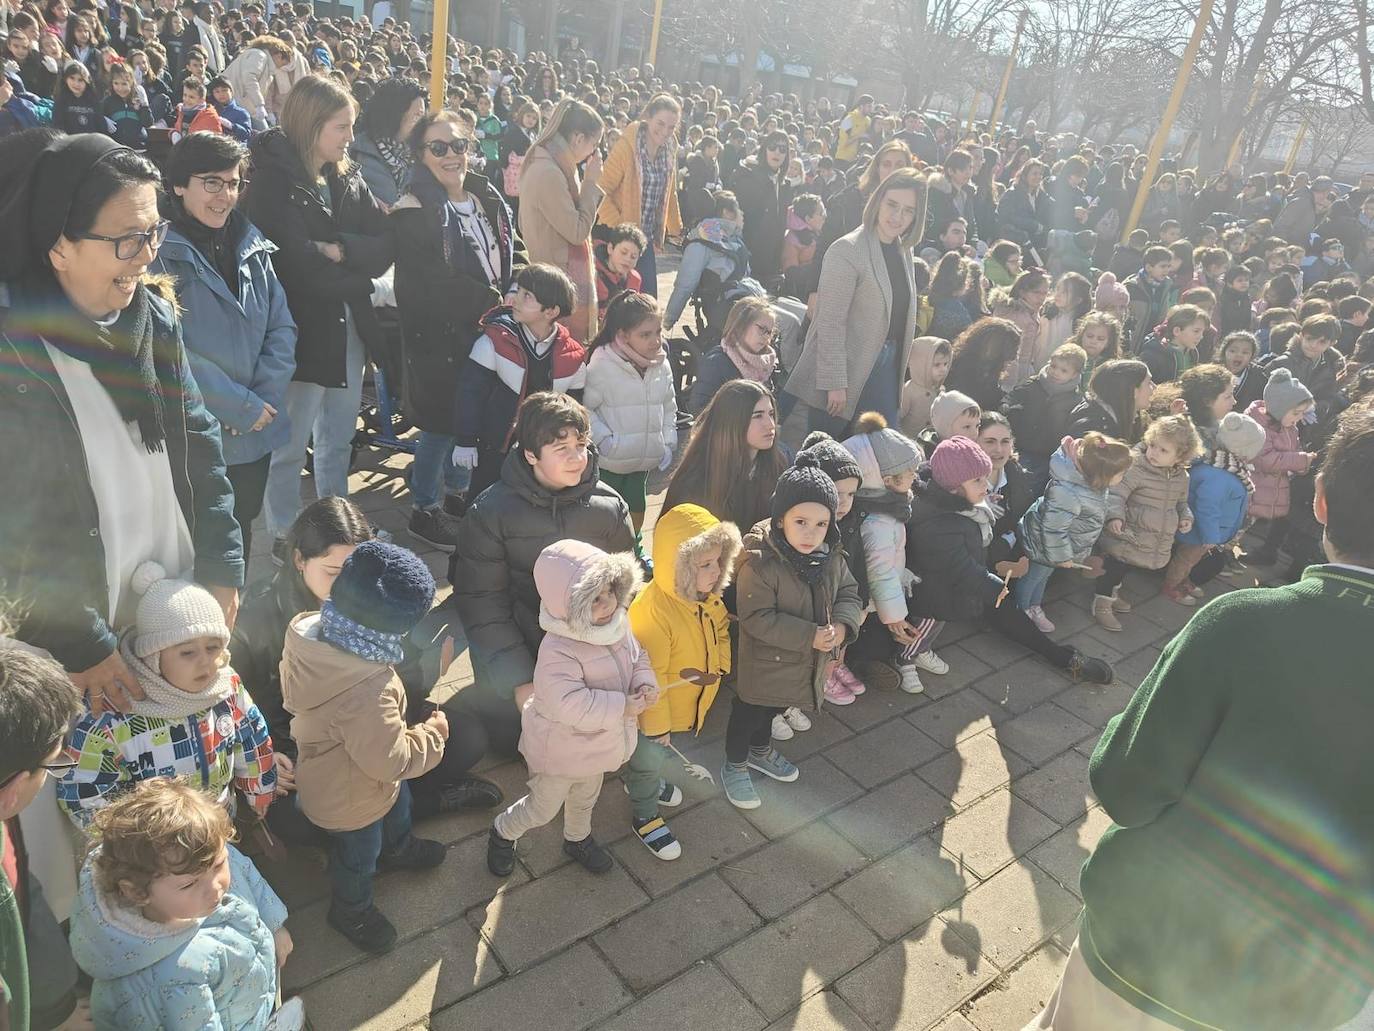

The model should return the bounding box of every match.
[1242,369,1317,567]
[488,540,656,876]
[69,779,300,1031]
[899,336,952,439]
[453,263,587,498]
[57,563,278,829]
[1015,432,1134,632]
[627,505,740,860]
[585,291,678,536]
[842,413,932,696]
[1094,415,1201,631]
[280,541,449,955]
[723,456,861,810]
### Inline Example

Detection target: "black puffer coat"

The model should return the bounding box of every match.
[390,171,526,434]
[228,569,316,759]
[906,473,1006,622]
[1003,375,1084,463]
[986,458,1035,570]
[730,157,787,284]
[241,128,394,388]
[451,447,635,698]
[1066,397,1123,439]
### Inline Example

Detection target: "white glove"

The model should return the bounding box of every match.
[658,445,674,471]
[452,446,480,469]
[900,568,921,594]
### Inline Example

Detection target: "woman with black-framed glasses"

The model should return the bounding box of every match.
[0,129,245,718]
[152,131,298,564]
[390,110,526,551]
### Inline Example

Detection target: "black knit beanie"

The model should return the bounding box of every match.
[771,452,839,526]
[799,431,863,485]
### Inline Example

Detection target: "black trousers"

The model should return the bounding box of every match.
[226,454,271,564]
[983,600,1074,668]
[725,697,782,764]
[409,683,524,819]
[1093,555,1132,597]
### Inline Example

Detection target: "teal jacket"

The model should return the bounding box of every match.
[70,845,286,1031]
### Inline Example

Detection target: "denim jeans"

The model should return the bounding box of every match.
[410,430,470,511]
[1014,560,1057,610]
[263,311,366,538]
[636,242,659,297]
[326,782,414,914]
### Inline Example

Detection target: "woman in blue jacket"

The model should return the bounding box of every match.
[154,132,297,562]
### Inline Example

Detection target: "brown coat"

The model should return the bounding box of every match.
[783,226,920,420]
[517,136,604,340]
[735,520,862,712]
[279,612,445,832]
[1100,445,1194,571]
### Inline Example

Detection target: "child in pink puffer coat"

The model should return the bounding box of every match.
[487,540,658,878]
[1243,367,1318,564]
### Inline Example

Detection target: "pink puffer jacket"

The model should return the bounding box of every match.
[519,540,657,778]
[1246,400,1312,521]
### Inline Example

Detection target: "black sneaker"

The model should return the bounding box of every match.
[327,904,398,954]
[270,536,289,568]
[442,493,469,519]
[562,835,614,874]
[1066,649,1114,685]
[408,508,458,552]
[378,836,447,872]
[487,827,516,877]
[436,775,504,812]
[852,658,901,692]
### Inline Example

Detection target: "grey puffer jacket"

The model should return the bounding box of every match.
[1099,445,1193,571]
[1019,438,1111,566]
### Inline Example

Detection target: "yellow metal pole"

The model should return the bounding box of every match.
[647,0,664,66]
[1282,117,1308,175]
[429,0,449,111]
[1121,0,1215,241]
[1225,69,1266,169]
[964,90,981,138]
[987,11,1027,139]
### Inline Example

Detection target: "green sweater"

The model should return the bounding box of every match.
[1,821,28,1031]
[1080,565,1374,1030]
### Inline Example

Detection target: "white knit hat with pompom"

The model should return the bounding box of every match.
[130,561,230,658]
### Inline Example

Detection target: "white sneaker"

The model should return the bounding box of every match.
[782,706,812,732]
[898,665,925,694]
[1027,605,1056,633]
[911,650,949,675]
[771,714,795,740]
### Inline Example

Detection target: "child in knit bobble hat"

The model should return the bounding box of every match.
[279,541,449,956]
[841,413,931,696]
[722,455,862,811]
[1242,368,1317,566]
[57,562,279,831]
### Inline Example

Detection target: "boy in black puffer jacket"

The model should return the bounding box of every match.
[1003,343,1086,492]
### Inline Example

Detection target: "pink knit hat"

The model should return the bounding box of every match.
[1095,271,1130,309]
[930,436,992,491]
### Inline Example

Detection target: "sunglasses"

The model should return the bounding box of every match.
[424,138,471,158]
[765,143,787,153]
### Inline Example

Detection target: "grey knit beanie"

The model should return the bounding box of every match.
[130,562,230,658]
[1216,411,1267,462]
[1262,368,1313,422]
[845,412,922,478]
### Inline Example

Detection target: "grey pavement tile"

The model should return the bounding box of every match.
[596,963,767,1031]
[995,703,1097,765]
[832,834,978,941]
[1011,749,1097,826]
[1027,807,1115,898]
[825,717,945,789]
[935,788,1061,881]
[826,773,952,858]
[938,860,1082,969]
[917,729,1029,809]
[610,796,766,897]
[963,943,1069,1031]
[970,655,1072,716]
[910,688,1011,749]
[719,820,869,919]
[740,755,865,840]
[763,991,874,1031]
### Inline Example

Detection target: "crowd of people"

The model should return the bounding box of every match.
[0,4,1373,1030]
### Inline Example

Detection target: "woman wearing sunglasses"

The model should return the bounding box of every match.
[0,129,245,719]
[390,110,527,551]
[728,128,792,287]
[152,132,298,564]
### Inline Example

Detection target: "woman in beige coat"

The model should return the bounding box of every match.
[783,168,926,436]
[517,98,606,340]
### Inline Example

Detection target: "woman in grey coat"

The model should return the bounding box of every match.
[783,168,925,436]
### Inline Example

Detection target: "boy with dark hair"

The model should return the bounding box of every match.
[206,75,252,142]
[1124,245,1181,353]
[1336,295,1371,354]
[449,393,635,767]
[1,649,85,1031]
[452,263,586,499]
[1157,218,1182,245]
[1032,399,1374,1031]
[594,223,646,321]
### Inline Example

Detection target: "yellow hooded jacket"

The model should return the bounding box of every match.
[628,504,740,737]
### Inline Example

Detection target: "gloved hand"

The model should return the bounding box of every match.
[658,444,674,471]
[452,446,480,469]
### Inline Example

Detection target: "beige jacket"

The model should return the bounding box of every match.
[517,137,605,340]
[280,613,444,832]
[783,226,920,420]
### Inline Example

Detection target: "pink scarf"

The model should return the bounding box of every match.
[610,337,665,374]
[722,338,777,383]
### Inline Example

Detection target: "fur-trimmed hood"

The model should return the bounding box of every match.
[651,504,741,605]
[927,171,955,196]
[535,539,642,644]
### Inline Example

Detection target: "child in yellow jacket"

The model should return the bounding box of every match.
[626,504,740,860]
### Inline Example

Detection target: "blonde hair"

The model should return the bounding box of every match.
[280,73,357,179]
[89,779,234,903]
[1142,413,1202,466]
[861,167,927,248]
[721,296,775,347]
[1076,431,1134,489]
[1050,342,1088,373]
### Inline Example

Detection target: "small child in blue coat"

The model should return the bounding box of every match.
[1162,411,1266,605]
[69,778,302,1031]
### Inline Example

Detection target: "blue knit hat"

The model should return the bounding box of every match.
[328,541,435,635]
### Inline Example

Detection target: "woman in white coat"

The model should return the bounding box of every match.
[223,35,291,129]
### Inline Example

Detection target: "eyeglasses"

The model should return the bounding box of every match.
[75,218,170,260]
[425,138,471,158]
[0,748,79,791]
[191,173,249,194]
[765,143,787,153]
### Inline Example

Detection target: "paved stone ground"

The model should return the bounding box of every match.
[247,260,1260,1030]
